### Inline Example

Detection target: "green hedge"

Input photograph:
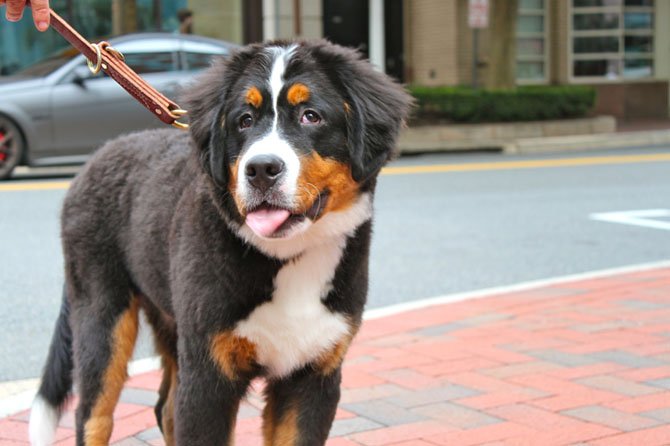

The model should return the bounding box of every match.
[409,85,596,123]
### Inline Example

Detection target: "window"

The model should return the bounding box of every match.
[182,52,222,71]
[123,52,179,74]
[0,0,188,75]
[570,0,654,81]
[517,0,549,83]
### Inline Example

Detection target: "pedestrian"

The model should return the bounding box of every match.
[176,8,193,34]
[1,0,50,31]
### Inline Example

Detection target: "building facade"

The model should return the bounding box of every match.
[2,0,668,119]
[250,0,670,119]
[404,0,669,119]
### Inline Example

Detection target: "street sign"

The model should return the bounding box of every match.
[469,0,489,29]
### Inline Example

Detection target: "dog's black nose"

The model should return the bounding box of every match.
[245,154,285,192]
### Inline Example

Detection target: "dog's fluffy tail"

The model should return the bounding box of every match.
[29,289,74,446]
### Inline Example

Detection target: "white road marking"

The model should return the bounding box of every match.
[590,209,670,231]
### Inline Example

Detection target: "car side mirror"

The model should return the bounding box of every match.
[72,65,93,87]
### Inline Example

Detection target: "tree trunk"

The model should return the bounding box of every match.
[112,0,138,35]
[485,0,519,89]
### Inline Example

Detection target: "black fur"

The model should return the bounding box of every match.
[36,287,73,413]
[34,40,412,445]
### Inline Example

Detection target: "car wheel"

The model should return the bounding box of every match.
[0,115,24,180]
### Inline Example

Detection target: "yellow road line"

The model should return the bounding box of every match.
[0,181,71,192]
[381,153,670,175]
[1,153,669,192]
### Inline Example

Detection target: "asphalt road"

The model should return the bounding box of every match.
[1,147,669,381]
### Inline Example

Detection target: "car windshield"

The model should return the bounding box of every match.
[15,47,80,77]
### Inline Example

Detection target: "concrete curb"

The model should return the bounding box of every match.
[397,118,670,155]
[507,128,670,154]
[397,116,617,154]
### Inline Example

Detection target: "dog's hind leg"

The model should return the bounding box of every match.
[69,283,140,446]
[140,298,178,445]
[155,355,177,446]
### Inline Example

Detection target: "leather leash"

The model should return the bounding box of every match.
[35,3,189,129]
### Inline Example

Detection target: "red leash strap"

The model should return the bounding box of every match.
[39,5,189,129]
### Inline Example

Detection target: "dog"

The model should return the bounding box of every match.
[28,39,412,446]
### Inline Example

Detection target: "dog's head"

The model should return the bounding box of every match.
[184,40,412,257]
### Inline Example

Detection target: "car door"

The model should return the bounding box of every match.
[49,39,182,157]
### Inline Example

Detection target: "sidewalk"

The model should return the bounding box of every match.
[3,266,670,445]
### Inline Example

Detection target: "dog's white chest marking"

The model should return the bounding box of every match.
[234,238,350,377]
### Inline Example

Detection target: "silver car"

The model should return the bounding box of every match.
[0,33,238,179]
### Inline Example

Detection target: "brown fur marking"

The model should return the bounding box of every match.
[273,406,299,446]
[263,402,299,446]
[296,152,359,215]
[287,83,310,106]
[262,401,275,446]
[160,355,177,446]
[84,298,140,446]
[228,157,246,215]
[246,86,263,108]
[316,333,354,376]
[210,331,257,380]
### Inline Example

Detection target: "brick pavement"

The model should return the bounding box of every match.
[3,267,670,445]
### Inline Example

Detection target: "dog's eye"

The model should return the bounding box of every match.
[300,110,321,125]
[239,114,253,130]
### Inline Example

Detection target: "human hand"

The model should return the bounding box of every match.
[1,0,50,31]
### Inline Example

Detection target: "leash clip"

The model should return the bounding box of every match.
[169,109,189,130]
[87,41,125,75]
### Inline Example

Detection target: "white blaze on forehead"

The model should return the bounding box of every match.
[267,45,297,131]
[237,45,300,205]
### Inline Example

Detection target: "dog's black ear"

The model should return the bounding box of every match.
[181,47,257,187]
[182,57,226,154]
[312,41,414,183]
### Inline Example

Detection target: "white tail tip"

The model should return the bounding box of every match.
[28,396,59,446]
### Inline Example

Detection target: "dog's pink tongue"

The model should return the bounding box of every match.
[246,208,291,237]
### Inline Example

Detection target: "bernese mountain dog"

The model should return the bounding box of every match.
[29,40,412,446]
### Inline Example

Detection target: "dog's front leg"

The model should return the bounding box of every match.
[173,335,250,446]
[263,366,342,446]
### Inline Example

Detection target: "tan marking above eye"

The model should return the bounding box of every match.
[287,83,311,106]
[245,87,263,109]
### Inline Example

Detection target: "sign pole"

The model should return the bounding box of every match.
[468,0,489,90]
[472,28,478,89]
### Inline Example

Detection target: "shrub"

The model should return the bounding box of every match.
[408,85,596,123]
